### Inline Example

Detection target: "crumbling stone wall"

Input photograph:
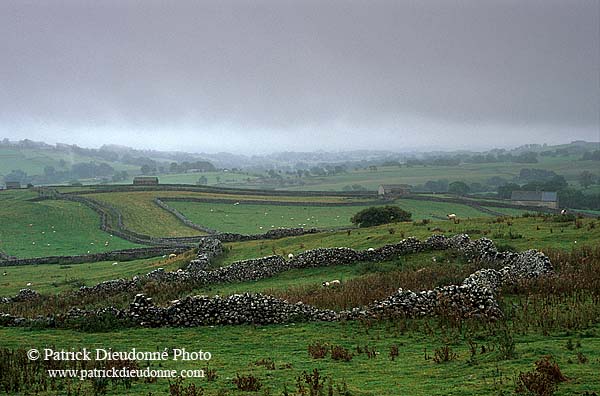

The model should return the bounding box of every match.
[0,234,554,327]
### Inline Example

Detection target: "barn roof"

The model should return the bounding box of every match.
[511,191,557,202]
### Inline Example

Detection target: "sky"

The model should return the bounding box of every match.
[1,0,598,154]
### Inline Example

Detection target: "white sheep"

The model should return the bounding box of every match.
[447,213,457,220]
[26,282,32,286]
[288,253,294,259]
[112,262,118,266]
[168,253,177,259]
[322,279,341,287]
[367,248,375,252]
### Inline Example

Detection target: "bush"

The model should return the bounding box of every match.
[351,206,412,227]
[330,345,353,362]
[232,373,262,391]
[515,355,567,396]
[308,342,329,359]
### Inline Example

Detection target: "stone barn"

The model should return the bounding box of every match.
[510,191,559,209]
[378,184,411,198]
[4,181,21,189]
[133,176,159,186]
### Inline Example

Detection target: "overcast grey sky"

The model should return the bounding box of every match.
[1,0,598,154]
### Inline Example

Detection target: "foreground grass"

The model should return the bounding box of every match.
[0,190,140,258]
[0,321,598,395]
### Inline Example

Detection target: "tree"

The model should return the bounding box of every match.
[448,181,470,196]
[140,164,152,175]
[578,171,596,189]
[351,206,411,228]
[197,176,208,185]
[4,169,28,183]
[498,183,521,199]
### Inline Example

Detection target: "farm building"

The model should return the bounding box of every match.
[133,176,159,186]
[4,181,21,189]
[510,191,559,209]
[378,184,411,198]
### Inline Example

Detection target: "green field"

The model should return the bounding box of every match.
[2,180,599,395]
[85,190,371,237]
[1,213,599,395]
[0,190,141,258]
[0,255,189,295]
[167,198,518,235]
[1,216,598,299]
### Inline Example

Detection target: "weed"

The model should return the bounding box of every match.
[515,355,567,396]
[308,342,329,359]
[433,345,458,363]
[330,345,352,362]
[389,344,399,361]
[232,373,262,392]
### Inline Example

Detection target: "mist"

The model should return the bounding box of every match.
[1,0,598,154]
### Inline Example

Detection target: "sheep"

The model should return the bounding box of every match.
[26,282,32,286]
[322,279,341,287]
[367,248,375,252]
[168,253,177,259]
[112,262,119,266]
[288,253,294,259]
[2,272,7,276]
[560,209,568,215]
[447,213,457,220]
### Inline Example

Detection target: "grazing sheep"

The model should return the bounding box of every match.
[322,279,341,287]
[447,213,457,220]
[2,272,7,276]
[26,282,32,286]
[112,262,118,266]
[288,253,294,259]
[367,248,375,252]
[168,253,177,259]
[561,209,568,215]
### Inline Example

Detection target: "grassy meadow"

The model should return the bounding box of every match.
[1,321,598,396]
[0,190,140,258]
[167,198,519,235]
[0,252,193,295]
[84,190,371,237]
[1,184,599,395]
[2,240,599,395]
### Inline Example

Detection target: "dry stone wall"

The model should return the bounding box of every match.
[0,234,555,328]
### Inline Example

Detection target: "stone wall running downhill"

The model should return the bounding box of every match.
[0,234,555,328]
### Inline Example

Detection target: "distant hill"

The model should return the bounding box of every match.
[0,139,216,186]
[1,138,598,187]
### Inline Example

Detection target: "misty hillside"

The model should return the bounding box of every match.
[1,138,598,189]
